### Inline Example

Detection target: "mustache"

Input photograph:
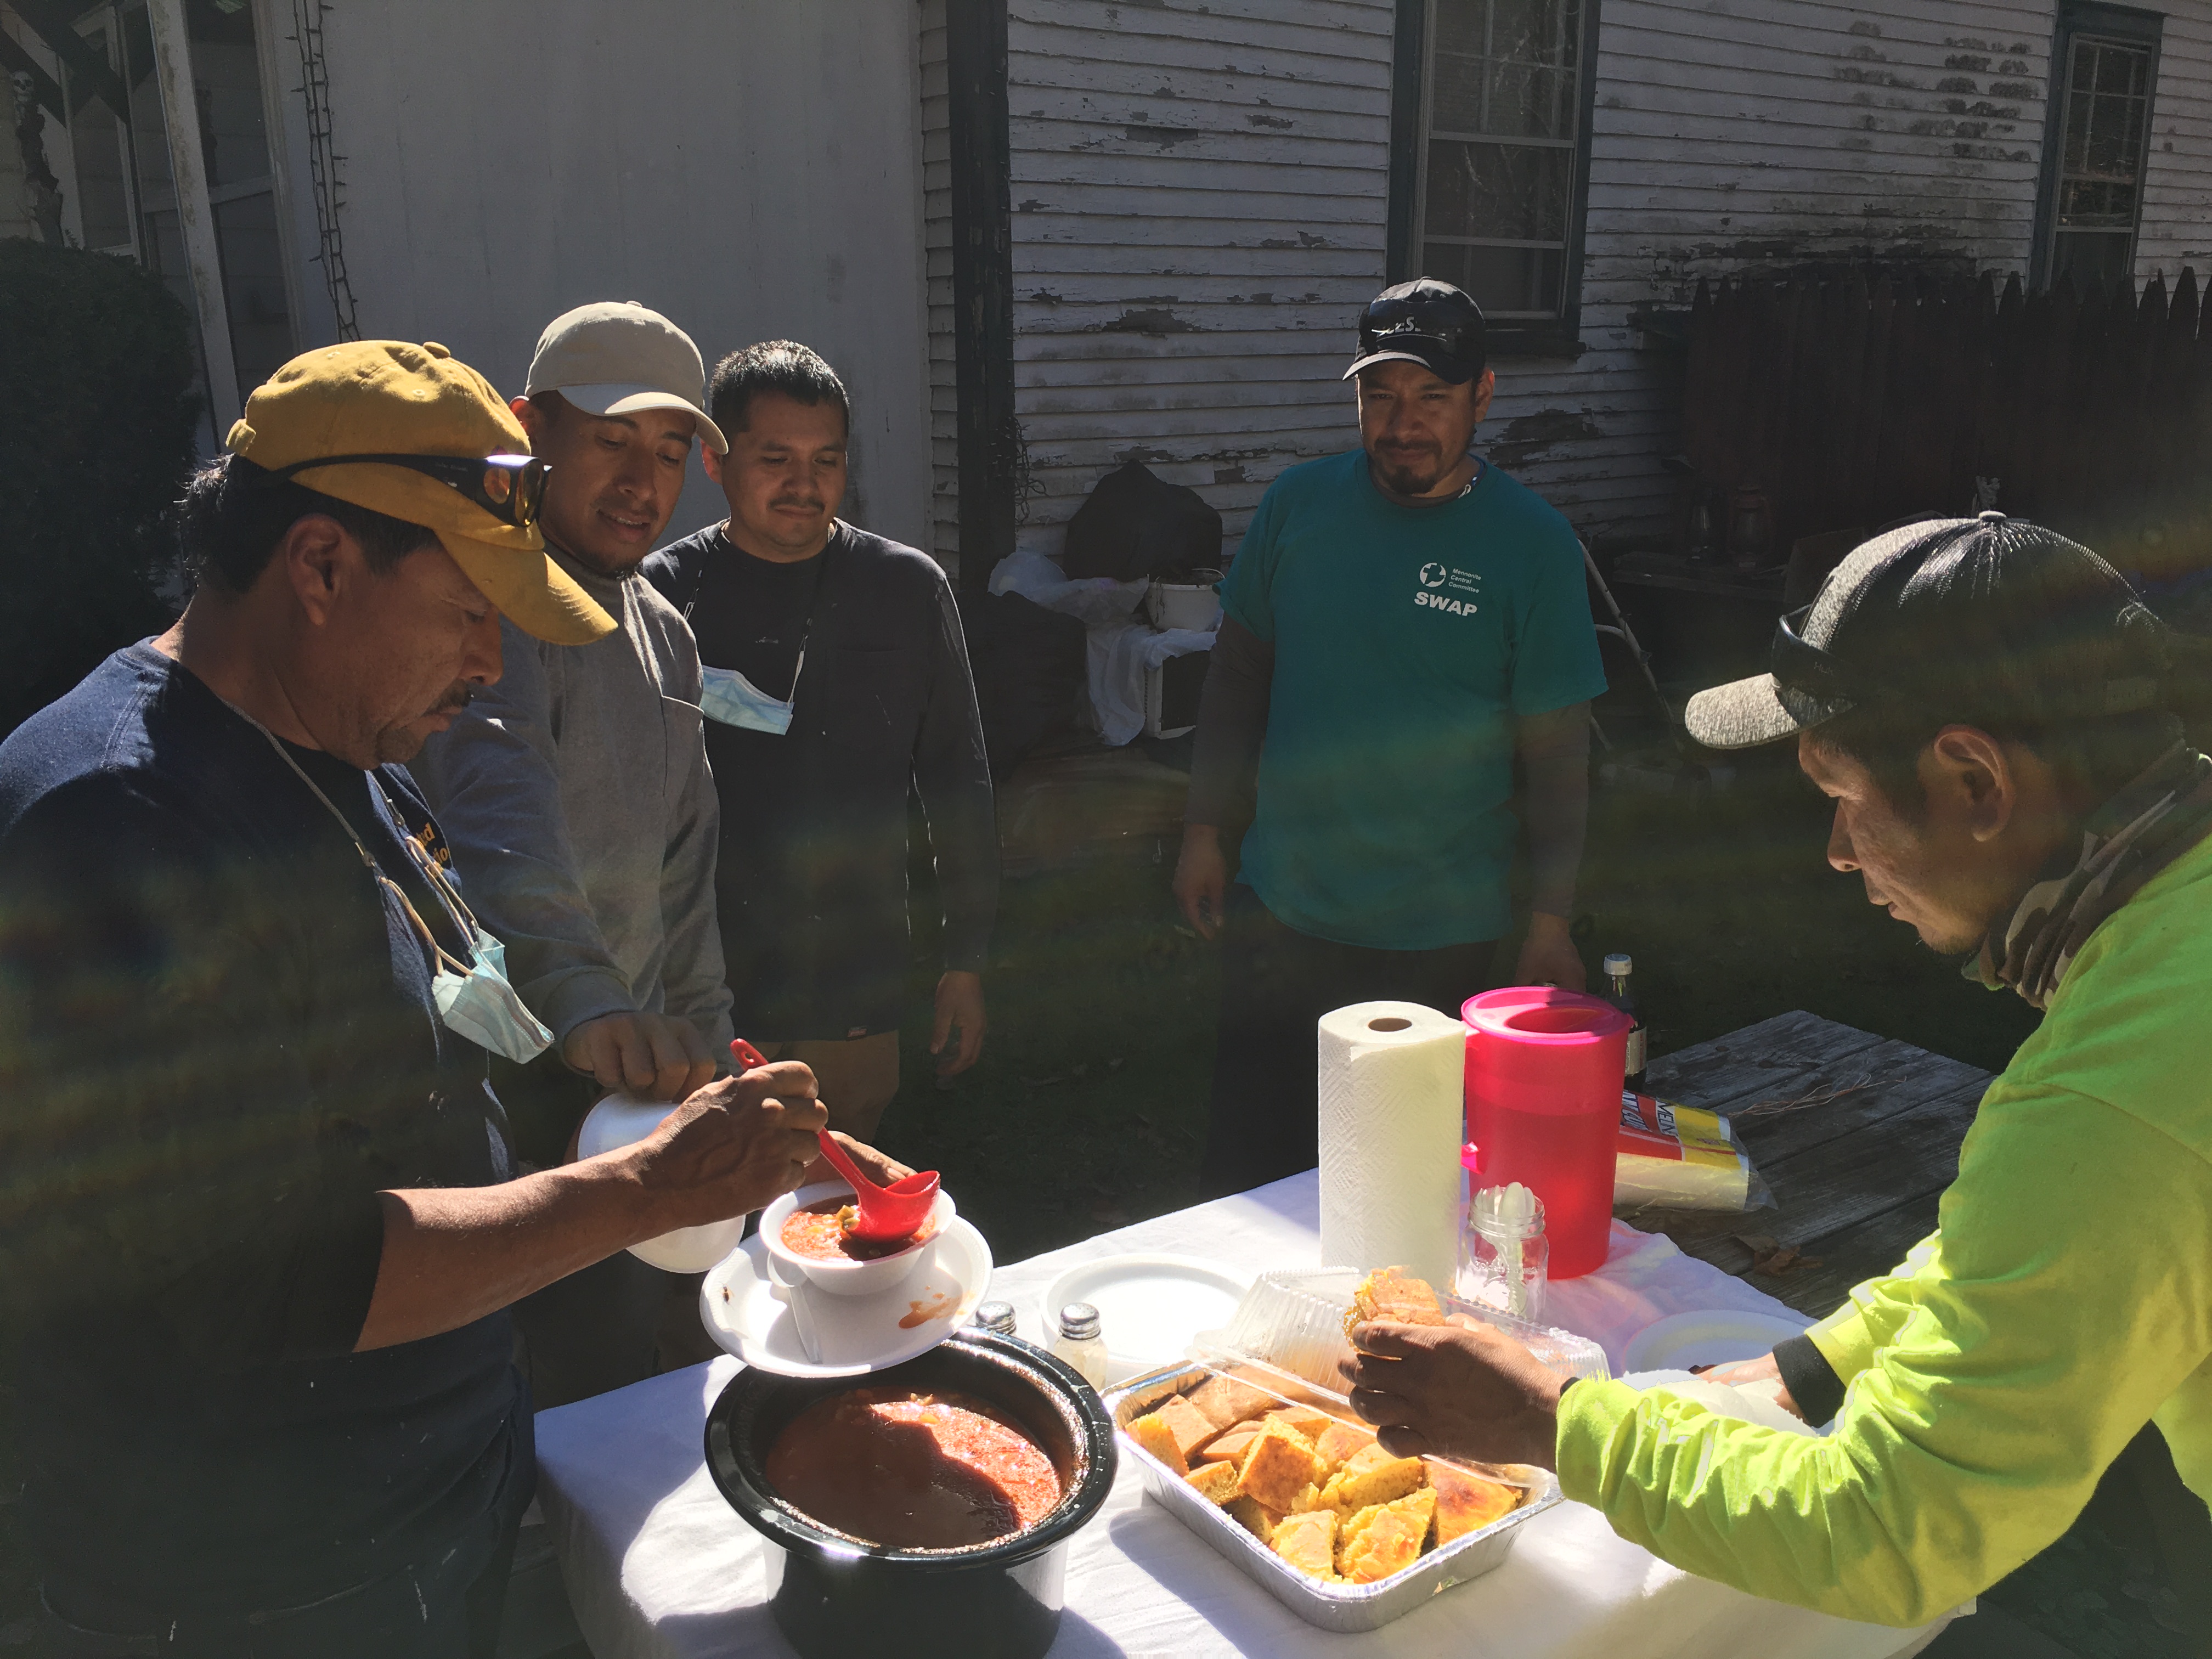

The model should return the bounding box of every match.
[426,683,475,718]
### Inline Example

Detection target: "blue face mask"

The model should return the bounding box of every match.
[252,723,556,1063]
[699,657,802,736]
[430,925,557,1063]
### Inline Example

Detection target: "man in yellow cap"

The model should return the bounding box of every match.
[0,341,899,1656]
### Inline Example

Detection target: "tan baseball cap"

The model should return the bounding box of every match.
[522,301,727,453]
[227,341,616,645]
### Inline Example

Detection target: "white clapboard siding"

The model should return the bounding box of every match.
[961,0,2211,563]
[1005,0,1397,558]
[2139,3,2212,277]
[923,0,957,565]
[1493,0,2056,546]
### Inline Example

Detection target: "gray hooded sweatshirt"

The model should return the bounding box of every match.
[412,547,735,1052]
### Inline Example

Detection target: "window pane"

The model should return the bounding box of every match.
[2095,39,2145,96]
[1489,0,1580,67]
[67,29,133,251]
[1488,61,1573,139]
[2051,229,2134,296]
[216,191,293,390]
[186,0,271,187]
[1426,139,1570,241]
[1432,47,1487,132]
[1434,0,1488,60]
[1424,241,1565,317]
[1429,0,1582,136]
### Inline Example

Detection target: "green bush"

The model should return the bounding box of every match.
[0,239,199,737]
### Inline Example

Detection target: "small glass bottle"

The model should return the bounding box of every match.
[1459,1183,1548,1324]
[972,1300,1018,1339]
[1051,1302,1109,1388]
[1605,952,1647,1094]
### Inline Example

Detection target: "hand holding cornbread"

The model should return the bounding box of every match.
[1338,1266,1571,1471]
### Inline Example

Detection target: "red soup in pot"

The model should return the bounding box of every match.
[779,1197,935,1261]
[764,1387,1063,1549]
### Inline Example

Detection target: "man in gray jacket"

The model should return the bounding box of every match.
[414,302,736,1403]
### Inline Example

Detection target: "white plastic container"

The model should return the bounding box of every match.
[1191,1267,1610,1393]
[575,1094,749,1273]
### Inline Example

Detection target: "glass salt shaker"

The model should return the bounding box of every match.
[1458,1182,1549,1324]
[972,1300,1018,1339]
[1051,1302,1109,1387]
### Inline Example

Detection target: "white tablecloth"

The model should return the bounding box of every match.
[533,1173,1952,1658]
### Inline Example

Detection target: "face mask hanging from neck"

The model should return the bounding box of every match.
[699,659,801,736]
[246,719,556,1063]
[430,926,557,1062]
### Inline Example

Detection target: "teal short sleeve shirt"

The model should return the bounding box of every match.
[1218,449,1605,949]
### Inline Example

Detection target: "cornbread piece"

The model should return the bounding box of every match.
[1427,1460,1520,1544]
[1186,1374,1278,1432]
[1196,1426,1260,1465]
[1336,1488,1437,1583]
[1264,1406,1337,1441]
[1318,1442,1424,1516]
[1283,1481,1324,1514]
[1126,1413,1188,1476]
[1227,1494,1282,1543]
[1271,1507,1339,1581]
[1344,1267,1448,1342]
[1313,1419,1377,1474]
[1235,1421,1324,1513]
[1151,1394,1220,1461]
[1184,1460,1242,1505]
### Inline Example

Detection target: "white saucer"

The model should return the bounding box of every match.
[1622,1308,1810,1374]
[702,1215,994,1379]
[1041,1253,1254,1384]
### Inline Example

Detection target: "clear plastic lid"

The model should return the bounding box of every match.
[1191,1268,1609,1395]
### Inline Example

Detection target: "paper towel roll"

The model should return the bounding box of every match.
[1317,1000,1466,1288]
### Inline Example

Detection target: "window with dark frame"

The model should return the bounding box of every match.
[1413,0,1596,338]
[2038,3,2162,296]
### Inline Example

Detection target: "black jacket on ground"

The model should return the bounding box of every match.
[644,522,997,1040]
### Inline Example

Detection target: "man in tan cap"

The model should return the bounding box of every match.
[413,302,746,1402]
[0,340,899,1656]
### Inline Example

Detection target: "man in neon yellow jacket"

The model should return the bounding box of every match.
[1346,514,2212,1625]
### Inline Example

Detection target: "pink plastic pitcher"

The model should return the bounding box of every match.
[1463,988,1630,1280]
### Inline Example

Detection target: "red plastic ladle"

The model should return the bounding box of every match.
[733,1040,940,1242]
[813,1132,940,1242]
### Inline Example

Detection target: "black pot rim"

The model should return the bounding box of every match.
[704,1328,1118,1571]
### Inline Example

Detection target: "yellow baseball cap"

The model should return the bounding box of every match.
[225,340,616,645]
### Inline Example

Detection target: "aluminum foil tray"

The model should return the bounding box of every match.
[1104,1358,1562,1633]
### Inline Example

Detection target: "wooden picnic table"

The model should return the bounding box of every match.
[1624,1009,1995,1318]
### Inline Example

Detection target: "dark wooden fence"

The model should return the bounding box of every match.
[1680,269,2212,582]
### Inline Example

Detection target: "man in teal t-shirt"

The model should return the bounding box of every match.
[1175,279,1606,1195]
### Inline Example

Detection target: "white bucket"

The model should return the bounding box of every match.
[1145,568,1223,632]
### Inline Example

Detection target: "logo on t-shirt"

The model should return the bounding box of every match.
[1413,564,1482,616]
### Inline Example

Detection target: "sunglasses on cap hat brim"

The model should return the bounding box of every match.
[272,452,549,530]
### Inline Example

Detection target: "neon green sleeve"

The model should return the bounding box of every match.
[1807,1229,1944,1381]
[1556,1087,2212,1627]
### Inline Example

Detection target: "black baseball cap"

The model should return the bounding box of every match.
[1344,278,1487,386]
[1685,512,2168,751]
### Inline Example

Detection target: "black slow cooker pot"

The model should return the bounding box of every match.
[704,1329,1118,1659]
